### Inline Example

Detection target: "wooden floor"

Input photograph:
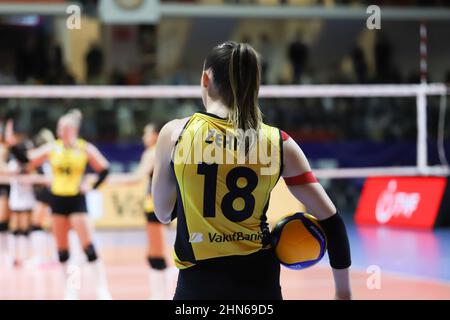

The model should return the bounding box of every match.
[1,243,450,300]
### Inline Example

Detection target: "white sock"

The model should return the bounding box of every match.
[12,234,19,263]
[62,262,80,300]
[0,232,8,264]
[87,260,112,300]
[30,230,47,263]
[6,233,14,262]
[18,235,30,262]
[148,268,168,300]
[48,235,59,263]
[0,232,8,252]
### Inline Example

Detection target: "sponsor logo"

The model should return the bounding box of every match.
[355,177,446,229]
[375,180,420,224]
[208,231,262,243]
[189,232,204,243]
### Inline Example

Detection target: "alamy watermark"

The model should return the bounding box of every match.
[366,5,381,30]
[66,4,81,30]
[66,265,81,291]
[171,128,281,176]
[366,265,382,290]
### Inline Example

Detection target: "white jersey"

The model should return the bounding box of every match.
[8,159,36,212]
[40,161,53,181]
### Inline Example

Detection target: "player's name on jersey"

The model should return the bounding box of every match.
[172,128,280,175]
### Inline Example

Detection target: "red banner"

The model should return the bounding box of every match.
[355,177,447,229]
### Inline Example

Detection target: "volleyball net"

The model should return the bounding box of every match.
[0,83,449,181]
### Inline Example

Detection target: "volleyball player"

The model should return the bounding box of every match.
[152,42,352,299]
[6,128,35,267]
[6,110,112,299]
[29,128,55,265]
[0,121,11,266]
[112,123,170,299]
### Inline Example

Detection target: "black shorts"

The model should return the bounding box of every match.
[50,194,87,216]
[34,187,52,205]
[145,211,162,224]
[173,248,283,300]
[0,184,10,197]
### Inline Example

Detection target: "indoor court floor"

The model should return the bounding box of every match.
[1,223,450,300]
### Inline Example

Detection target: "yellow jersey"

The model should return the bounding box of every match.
[144,193,155,213]
[49,139,88,196]
[144,146,156,213]
[171,112,282,269]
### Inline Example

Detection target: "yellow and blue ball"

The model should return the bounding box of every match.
[272,212,327,270]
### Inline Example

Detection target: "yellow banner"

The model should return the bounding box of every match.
[93,178,304,229]
[94,180,147,228]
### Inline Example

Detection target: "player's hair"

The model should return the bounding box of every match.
[59,109,82,129]
[204,41,262,132]
[67,109,83,127]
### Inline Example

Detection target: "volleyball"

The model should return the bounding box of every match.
[272,212,327,270]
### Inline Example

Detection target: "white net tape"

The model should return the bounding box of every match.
[0,84,447,99]
[0,83,449,179]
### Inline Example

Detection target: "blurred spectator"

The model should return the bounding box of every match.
[258,33,274,84]
[288,32,309,84]
[374,33,391,80]
[46,45,76,85]
[374,33,401,83]
[85,44,105,84]
[351,46,368,83]
[14,30,48,83]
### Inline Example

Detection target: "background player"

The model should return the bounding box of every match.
[111,123,170,299]
[6,126,35,267]
[0,121,11,266]
[6,110,112,299]
[29,128,56,265]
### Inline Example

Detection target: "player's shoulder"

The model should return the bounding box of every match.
[162,117,190,131]
[76,138,88,148]
[81,139,100,156]
[259,122,284,140]
[261,123,290,142]
[159,117,190,141]
[260,122,279,131]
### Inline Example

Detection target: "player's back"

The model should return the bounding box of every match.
[49,139,88,196]
[172,111,282,269]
